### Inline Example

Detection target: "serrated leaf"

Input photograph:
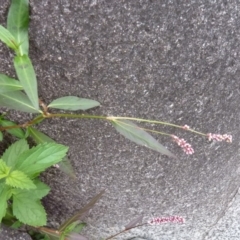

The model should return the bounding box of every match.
[111,120,176,158]
[48,96,100,111]
[14,55,39,109]
[0,91,41,113]
[6,170,36,189]
[12,179,50,200]
[0,159,11,179]
[7,0,29,56]
[2,139,29,167]
[59,190,105,231]
[28,127,75,178]
[0,186,12,223]
[0,25,19,51]
[0,120,25,139]
[13,142,68,178]
[0,74,23,93]
[13,194,46,226]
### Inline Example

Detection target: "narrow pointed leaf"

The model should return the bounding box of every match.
[0,91,40,113]
[59,190,105,231]
[28,127,75,178]
[2,139,29,167]
[0,120,25,139]
[48,96,100,111]
[0,25,19,51]
[111,120,176,158]
[7,0,29,55]
[125,215,143,230]
[0,74,23,93]
[14,55,39,109]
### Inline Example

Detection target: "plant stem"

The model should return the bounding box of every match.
[47,113,107,120]
[109,116,206,136]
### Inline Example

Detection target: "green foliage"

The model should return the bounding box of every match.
[0,139,67,227]
[0,91,41,113]
[0,25,19,52]
[0,74,23,93]
[0,119,25,139]
[28,127,75,178]
[14,55,39,109]
[48,96,100,111]
[111,119,176,158]
[7,0,29,55]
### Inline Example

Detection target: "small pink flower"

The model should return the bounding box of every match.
[182,125,190,130]
[207,133,232,143]
[172,135,194,154]
[148,216,185,225]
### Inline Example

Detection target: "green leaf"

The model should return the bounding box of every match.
[0,159,11,179]
[13,142,68,178]
[0,132,3,141]
[6,170,36,189]
[48,96,100,111]
[0,25,19,51]
[12,194,46,226]
[11,179,50,200]
[28,127,75,178]
[59,190,105,231]
[2,139,29,167]
[0,74,23,93]
[111,120,176,158]
[14,55,39,109]
[0,91,41,113]
[7,0,29,56]
[0,120,25,139]
[0,186,12,223]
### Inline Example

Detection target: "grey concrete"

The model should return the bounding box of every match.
[1,0,240,239]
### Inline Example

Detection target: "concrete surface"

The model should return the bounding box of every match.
[1,0,240,239]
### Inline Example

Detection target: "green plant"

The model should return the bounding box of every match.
[0,0,232,239]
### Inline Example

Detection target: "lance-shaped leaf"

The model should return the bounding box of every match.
[111,120,176,158]
[0,119,25,139]
[0,91,40,113]
[0,25,19,52]
[59,190,105,231]
[0,74,23,93]
[48,96,100,111]
[14,55,39,110]
[7,0,29,56]
[28,127,75,178]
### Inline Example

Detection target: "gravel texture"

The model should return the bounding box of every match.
[0,1,240,239]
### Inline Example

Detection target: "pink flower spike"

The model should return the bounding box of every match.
[207,133,232,143]
[182,125,190,130]
[172,135,194,155]
[148,216,185,225]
